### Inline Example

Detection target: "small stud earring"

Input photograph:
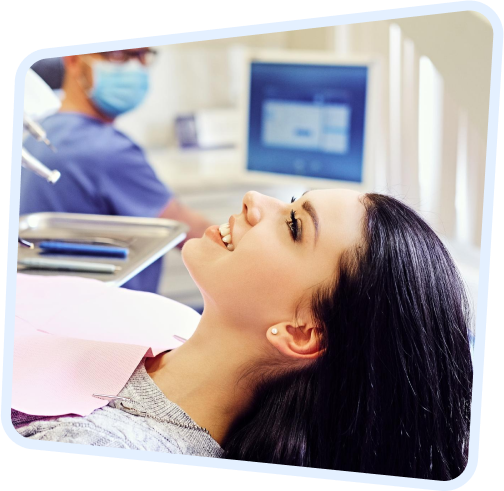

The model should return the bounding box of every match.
[271,328,278,335]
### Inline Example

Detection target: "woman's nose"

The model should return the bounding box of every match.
[242,191,281,226]
[242,191,262,226]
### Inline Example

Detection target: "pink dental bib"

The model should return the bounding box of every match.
[12,274,200,417]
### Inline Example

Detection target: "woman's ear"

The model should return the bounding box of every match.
[266,321,324,360]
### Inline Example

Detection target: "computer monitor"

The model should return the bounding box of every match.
[242,50,378,190]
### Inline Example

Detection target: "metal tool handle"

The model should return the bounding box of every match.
[18,237,34,248]
[21,148,61,184]
[23,114,57,152]
[23,114,48,141]
[18,257,119,274]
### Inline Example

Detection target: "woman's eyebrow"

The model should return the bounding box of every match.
[301,200,319,245]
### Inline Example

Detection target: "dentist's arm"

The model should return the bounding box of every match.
[159,198,213,248]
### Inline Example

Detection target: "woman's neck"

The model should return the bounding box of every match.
[145,314,264,445]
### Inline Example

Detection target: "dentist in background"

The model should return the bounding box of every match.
[21,49,211,294]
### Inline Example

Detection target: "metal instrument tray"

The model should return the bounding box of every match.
[18,213,188,286]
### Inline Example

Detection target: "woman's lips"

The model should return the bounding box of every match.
[204,225,228,249]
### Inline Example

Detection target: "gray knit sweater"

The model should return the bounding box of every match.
[13,361,223,458]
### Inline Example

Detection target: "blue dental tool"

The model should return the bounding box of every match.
[38,241,129,258]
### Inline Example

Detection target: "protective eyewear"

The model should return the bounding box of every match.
[99,49,158,66]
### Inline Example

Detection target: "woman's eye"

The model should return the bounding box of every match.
[290,196,297,204]
[286,209,301,242]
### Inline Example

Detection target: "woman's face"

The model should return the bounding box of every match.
[182,189,366,331]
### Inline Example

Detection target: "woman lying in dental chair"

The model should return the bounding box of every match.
[12,189,473,480]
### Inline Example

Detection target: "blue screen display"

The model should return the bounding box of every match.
[247,62,368,182]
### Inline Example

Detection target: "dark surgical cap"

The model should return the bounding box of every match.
[30,57,65,90]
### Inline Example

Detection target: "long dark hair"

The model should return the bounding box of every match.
[223,194,473,480]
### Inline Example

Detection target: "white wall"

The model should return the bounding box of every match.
[115,32,290,147]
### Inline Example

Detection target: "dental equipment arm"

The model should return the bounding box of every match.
[23,114,57,152]
[21,147,60,184]
[21,68,61,183]
[18,69,62,248]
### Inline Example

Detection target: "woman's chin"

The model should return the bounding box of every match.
[180,238,197,266]
[180,238,209,286]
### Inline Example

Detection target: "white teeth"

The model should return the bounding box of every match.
[219,222,234,250]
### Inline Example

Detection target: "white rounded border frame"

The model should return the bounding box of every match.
[4,0,504,491]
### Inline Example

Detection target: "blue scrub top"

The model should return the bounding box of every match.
[20,112,172,293]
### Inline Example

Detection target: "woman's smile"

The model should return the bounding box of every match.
[204,225,230,250]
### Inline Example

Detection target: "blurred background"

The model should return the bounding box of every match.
[29,11,493,314]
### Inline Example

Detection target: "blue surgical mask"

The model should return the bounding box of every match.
[87,60,149,118]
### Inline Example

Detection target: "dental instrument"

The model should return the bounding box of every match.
[23,114,57,153]
[18,258,120,274]
[18,238,34,249]
[38,241,129,258]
